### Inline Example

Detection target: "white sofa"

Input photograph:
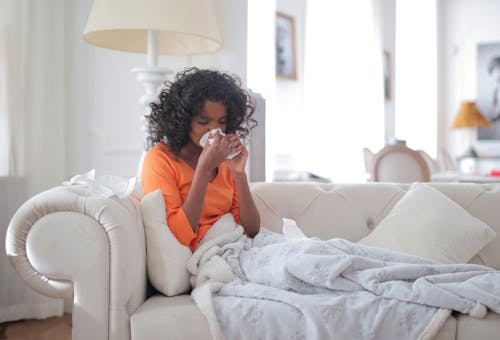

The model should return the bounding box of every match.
[5,181,500,340]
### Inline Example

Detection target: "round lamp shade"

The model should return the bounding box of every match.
[83,0,222,55]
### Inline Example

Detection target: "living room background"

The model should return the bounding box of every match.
[0,0,499,187]
[0,0,499,229]
[2,0,500,323]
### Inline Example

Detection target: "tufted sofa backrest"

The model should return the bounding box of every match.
[250,182,500,269]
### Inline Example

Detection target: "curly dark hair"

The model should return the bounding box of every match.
[146,67,257,154]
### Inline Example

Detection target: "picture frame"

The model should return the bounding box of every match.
[476,42,500,141]
[383,50,391,101]
[275,12,297,80]
[461,27,500,155]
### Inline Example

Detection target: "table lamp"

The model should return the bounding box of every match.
[83,0,222,147]
[450,101,492,157]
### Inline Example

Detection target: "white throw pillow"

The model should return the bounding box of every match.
[140,189,192,296]
[358,182,496,264]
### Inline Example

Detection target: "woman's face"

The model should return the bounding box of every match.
[189,100,228,146]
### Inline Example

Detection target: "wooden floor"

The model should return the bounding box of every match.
[0,314,71,340]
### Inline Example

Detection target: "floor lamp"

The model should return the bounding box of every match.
[83,0,222,149]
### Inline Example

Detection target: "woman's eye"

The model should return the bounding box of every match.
[197,120,209,125]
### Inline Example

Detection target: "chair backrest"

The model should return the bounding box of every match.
[417,149,440,173]
[370,144,430,182]
[439,148,456,172]
[362,148,374,173]
[362,147,375,181]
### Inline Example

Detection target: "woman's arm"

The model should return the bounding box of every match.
[232,172,261,237]
[226,134,261,237]
[182,133,229,231]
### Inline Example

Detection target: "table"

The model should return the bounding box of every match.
[431,171,500,183]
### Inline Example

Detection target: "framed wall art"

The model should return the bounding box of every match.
[476,42,500,141]
[460,26,500,156]
[275,12,297,80]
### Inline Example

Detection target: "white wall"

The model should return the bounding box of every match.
[373,0,396,143]
[247,1,275,181]
[438,0,500,158]
[273,0,307,172]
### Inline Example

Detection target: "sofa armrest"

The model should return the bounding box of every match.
[5,185,147,340]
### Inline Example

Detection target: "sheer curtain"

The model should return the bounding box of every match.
[0,0,64,322]
[298,0,385,182]
[2,2,27,178]
[0,28,7,175]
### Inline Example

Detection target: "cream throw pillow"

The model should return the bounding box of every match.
[140,189,192,296]
[358,182,496,264]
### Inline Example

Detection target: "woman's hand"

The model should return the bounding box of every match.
[225,134,248,175]
[197,132,231,172]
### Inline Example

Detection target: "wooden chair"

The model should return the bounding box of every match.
[417,149,440,173]
[369,144,430,182]
[439,148,456,172]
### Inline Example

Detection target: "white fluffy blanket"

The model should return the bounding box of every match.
[188,215,500,340]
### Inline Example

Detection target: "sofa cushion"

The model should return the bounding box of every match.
[433,315,457,340]
[131,295,211,340]
[130,296,458,340]
[358,182,496,263]
[456,312,500,340]
[140,190,192,296]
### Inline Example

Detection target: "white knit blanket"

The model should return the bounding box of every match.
[188,216,500,340]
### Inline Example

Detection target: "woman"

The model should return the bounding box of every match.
[141,68,260,251]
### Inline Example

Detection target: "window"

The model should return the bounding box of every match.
[395,0,437,157]
[247,0,385,182]
[299,0,385,182]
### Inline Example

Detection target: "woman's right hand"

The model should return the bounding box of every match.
[197,132,230,172]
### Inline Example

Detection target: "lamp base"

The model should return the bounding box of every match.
[458,146,478,159]
[132,66,173,178]
[131,67,172,150]
[131,67,172,114]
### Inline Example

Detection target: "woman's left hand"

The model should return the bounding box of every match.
[225,134,248,174]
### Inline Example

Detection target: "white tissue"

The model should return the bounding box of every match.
[199,128,221,147]
[63,169,142,199]
[282,218,306,240]
[199,128,241,159]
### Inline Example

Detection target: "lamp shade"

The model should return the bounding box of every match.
[450,101,492,129]
[83,0,222,55]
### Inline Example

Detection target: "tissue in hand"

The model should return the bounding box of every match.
[199,128,241,159]
[198,128,221,147]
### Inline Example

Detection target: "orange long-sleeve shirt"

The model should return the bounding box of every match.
[141,142,240,250]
